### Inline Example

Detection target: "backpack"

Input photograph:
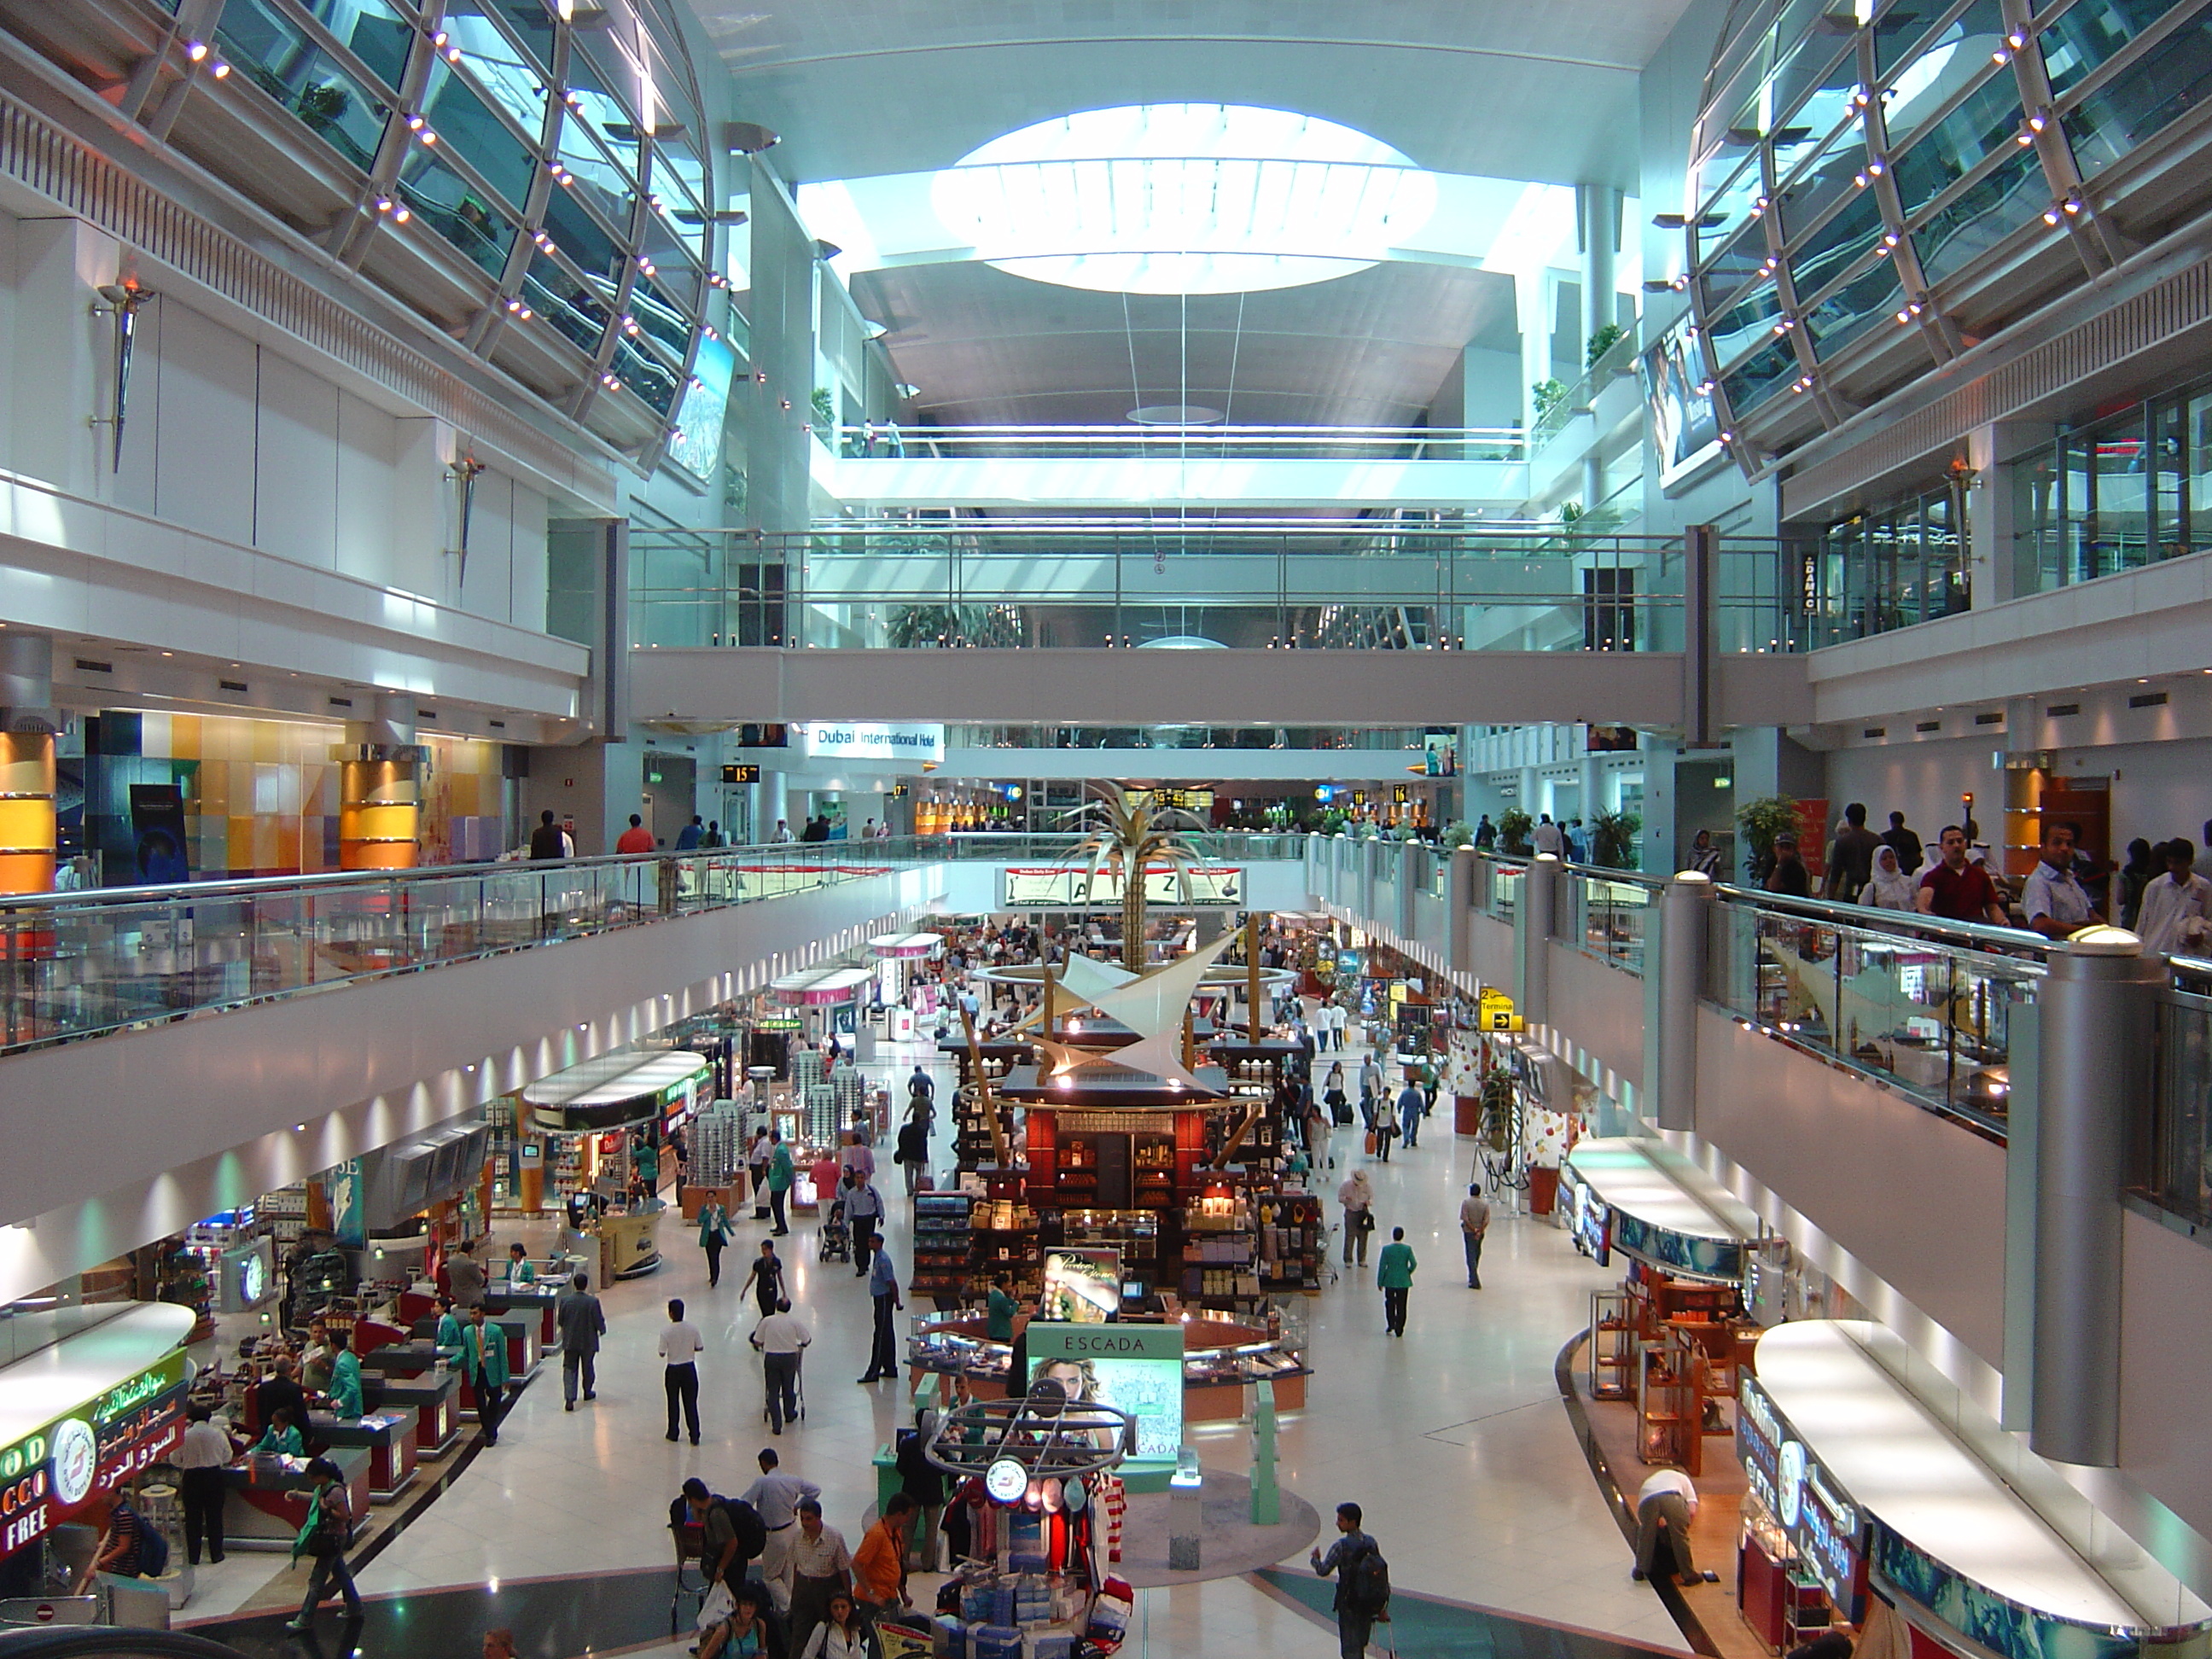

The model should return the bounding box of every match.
[134,1514,170,1578]
[718,1496,768,1562]
[1346,1542,1390,1615]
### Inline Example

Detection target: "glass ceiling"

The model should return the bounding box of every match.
[927,104,1440,294]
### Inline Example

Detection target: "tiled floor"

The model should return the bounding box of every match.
[188,1021,1691,1656]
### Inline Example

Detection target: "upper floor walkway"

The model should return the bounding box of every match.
[807,425,1532,511]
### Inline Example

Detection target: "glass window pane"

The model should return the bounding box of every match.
[2040,0,2194,97]
[631,271,696,356]
[554,113,640,247]
[1880,2,2011,138]
[1721,334,1802,414]
[611,335,681,414]
[1694,152,1767,255]
[523,252,609,354]
[299,0,410,91]
[1770,46,1866,178]
[2059,15,2212,175]
[396,148,516,279]
[437,10,552,148]
[1788,173,1888,297]
[653,137,708,224]
[1888,68,2023,217]
[1700,220,1772,298]
[1802,257,1903,356]
[543,180,624,281]
[216,0,387,172]
[1708,277,1786,364]
[1775,114,1869,242]
[2188,390,2212,557]
[1912,142,2046,281]
[422,63,537,207]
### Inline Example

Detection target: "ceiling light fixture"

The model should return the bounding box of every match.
[929,104,1439,295]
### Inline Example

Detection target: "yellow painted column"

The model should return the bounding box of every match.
[0,731,57,894]
[338,752,421,870]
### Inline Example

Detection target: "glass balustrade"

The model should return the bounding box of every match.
[1564,869,1658,973]
[2136,989,2212,1226]
[1705,897,2039,1137]
[630,527,1809,655]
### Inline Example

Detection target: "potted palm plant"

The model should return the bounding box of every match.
[1062,784,1208,971]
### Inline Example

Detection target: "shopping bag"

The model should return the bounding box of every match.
[1363,1130,1377,1155]
[696,1580,736,1631]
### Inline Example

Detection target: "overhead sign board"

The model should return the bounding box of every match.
[721,764,761,784]
[1002,865,1243,908]
[800,722,945,763]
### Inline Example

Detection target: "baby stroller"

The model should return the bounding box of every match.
[818,1196,852,1263]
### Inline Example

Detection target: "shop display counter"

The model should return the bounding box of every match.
[308,1408,418,1502]
[1748,1322,2212,1659]
[358,1339,443,1379]
[905,1313,1307,1414]
[594,1208,663,1280]
[219,1447,371,1552]
[485,1282,563,1348]
[678,1180,742,1220]
[374,1371,461,1458]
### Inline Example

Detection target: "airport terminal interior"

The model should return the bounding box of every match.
[3,0,2212,1656]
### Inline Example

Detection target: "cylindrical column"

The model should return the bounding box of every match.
[1396,842,1417,944]
[1361,835,1384,927]
[0,632,57,896]
[2030,934,2163,1466]
[1518,853,1558,1029]
[338,748,422,870]
[1447,847,1477,975]
[1654,873,1714,1132]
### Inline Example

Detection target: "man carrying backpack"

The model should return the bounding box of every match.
[1311,1500,1388,1659]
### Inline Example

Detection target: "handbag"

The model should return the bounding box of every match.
[697,1579,736,1632]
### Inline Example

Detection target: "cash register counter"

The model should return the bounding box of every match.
[308,1409,417,1501]
[221,1447,371,1551]
[372,1370,461,1458]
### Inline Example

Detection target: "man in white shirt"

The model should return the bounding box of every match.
[786,1499,853,1659]
[1459,1184,1493,1289]
[742,1445,821,1610]
[2138,839,2212,957]
[660,1297,704,1446]
[753,1299,812,1435]
[1532,815,1565,858]
[2022,824,2103,939]
[175,1402,236,1564]
[1633,1466,1714,1586]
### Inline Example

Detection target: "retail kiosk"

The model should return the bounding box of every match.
[521,1050,709,1280]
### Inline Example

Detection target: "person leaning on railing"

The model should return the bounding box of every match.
[1915,826,2009,927]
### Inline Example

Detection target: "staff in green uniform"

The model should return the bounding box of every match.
[328,1328,365,1418]
[1376,1226,1417,1338]
[462,1306,511,1447]
[766,1132,795,1237]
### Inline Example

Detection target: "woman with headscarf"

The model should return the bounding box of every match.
[1864,843,1918,911]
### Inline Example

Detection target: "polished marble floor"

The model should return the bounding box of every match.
[186,1020,1690,1657]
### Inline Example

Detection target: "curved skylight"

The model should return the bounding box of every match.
[930,104,1438,295]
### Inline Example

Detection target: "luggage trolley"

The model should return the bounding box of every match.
[668,1497,709,1635]
[753,1334,806,1429]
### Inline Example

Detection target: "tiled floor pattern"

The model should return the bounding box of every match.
[186,1022,1691,1656]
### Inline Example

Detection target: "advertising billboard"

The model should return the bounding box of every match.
[1025,1321,1184,1463]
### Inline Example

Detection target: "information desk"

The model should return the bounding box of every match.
[307,1409,417,1502]
[220,1447,370,1552]
[372,1371,460,1458]
[595,1208,663,1280]
[907,1313,1307,1414]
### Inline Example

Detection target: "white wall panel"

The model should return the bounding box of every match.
[2117,1209,2212,1547]
[252,348,339,570]
[508,480,548,633]
[334,388,399,586]
[150,300,255,546]
[1694,1004,2009,1363]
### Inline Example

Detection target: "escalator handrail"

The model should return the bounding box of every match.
[0,1632,245,1657]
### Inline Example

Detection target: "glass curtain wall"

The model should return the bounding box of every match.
[191,0,724,445]
[1812,480,1968,641]
[2017,375,2212,590]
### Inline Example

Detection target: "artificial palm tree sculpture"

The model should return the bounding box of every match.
[1062,784,1208,971]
